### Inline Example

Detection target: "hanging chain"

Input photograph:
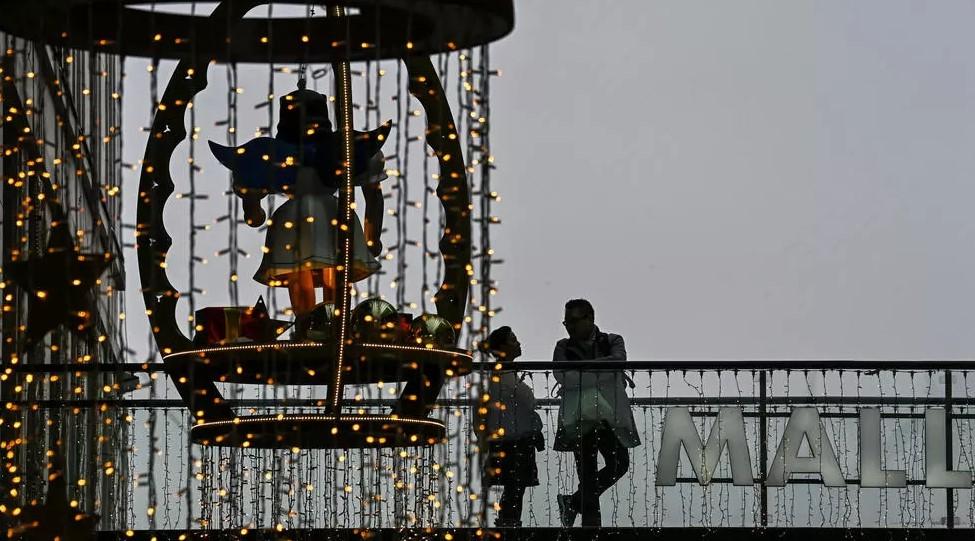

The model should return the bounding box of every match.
[296,4,315,89]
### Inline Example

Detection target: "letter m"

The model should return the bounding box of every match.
[655,407,753,486]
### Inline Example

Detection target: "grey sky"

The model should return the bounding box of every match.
[488,1,975,360]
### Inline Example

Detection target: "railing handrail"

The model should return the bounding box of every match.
[10,395,975,409]
[8,358,975,373]
[473,359,975,370]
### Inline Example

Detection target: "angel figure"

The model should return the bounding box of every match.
[210,87,391,338]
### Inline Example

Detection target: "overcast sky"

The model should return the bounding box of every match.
[123,0,975,362]
[486,0,975,360]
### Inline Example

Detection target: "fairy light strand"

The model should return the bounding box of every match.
[0,26,127,526]
[0,2,514,533]
[329,3,355,414]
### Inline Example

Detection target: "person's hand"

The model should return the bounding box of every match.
[244,205,266,228]
[364,221,382,257]
[367,238,383,258]
[240,193,266,227]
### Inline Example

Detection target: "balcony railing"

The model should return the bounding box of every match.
[7,359,975,531]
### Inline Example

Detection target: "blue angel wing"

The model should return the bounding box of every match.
[210,121,391,193]
[209,137,308,193]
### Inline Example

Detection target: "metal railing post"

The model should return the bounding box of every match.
[759,369,768,527]
[945,369,954,529]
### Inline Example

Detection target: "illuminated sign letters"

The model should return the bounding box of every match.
[654,406,972,489]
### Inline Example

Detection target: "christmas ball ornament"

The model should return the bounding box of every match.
[306,303,336,342]
[351,298,398,341]
[410,314,457,348]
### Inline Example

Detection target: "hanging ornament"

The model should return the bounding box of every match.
[209,88,393,329]
[7,460,98,541]
[131,1,509,449]
[305,302,336,342]
[5,216,112,348]
[351,297,399,341]
[410,313,457,348]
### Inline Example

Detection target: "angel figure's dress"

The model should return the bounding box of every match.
[254,152,385,288]
[210,88,390,336]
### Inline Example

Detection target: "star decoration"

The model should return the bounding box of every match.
[6,463,98,541]
[4,218,112,349]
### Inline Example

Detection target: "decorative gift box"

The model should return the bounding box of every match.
[194,297,288,345]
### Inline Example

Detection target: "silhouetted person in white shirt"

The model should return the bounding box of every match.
[553,299,640,527]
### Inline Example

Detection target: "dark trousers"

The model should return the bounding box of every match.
[570,424,629,526]
[497,485,526,525]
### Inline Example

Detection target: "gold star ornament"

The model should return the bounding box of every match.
[4,219,112,349]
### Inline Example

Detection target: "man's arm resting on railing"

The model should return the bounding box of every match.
[596,334,634,387]
[553,338,622,389]
[552,341,572,394]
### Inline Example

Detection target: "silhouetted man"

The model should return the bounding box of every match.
[553,299,640,527]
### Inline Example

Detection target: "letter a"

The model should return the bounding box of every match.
[767,407,845,487]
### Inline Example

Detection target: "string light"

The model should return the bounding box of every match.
[0,0,513,533]
[1,23,128,530]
